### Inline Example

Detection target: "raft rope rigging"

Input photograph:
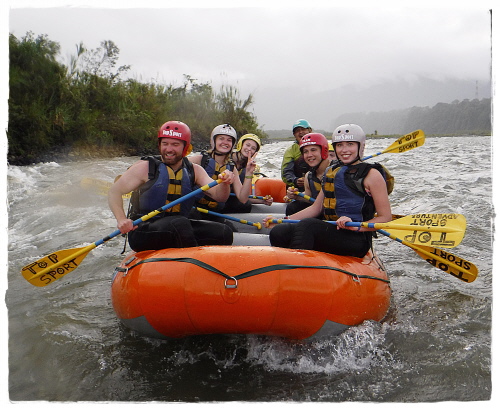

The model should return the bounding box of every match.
[114,256,390,289]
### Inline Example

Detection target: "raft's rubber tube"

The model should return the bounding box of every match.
[111,245,391,340]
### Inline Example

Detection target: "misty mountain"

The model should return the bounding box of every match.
[335,97,491,135]
[265,97,491,139]
[254,76,491,132]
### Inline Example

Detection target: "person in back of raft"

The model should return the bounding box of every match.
[108,121,235,252]
[264,124,392,258]
[280,119,313,191]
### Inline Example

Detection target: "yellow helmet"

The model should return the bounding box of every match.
[235,133,261,152]
[328,142,334,151]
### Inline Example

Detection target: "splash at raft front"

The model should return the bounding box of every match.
[111,243,391,340]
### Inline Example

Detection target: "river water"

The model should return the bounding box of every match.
[6,136,493,402]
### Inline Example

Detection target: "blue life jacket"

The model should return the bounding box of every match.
[196,152,235,210]
[129,156,196,220]
[306,171,322,199]
[322,162,391,222]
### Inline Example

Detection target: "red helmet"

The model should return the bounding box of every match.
[299,133,329,160]
[158,121,192,156]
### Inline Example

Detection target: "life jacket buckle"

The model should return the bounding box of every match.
[352,274,361,284]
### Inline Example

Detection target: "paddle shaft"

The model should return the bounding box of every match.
[272,218,461,233]
[230,192,267,200]
[195,207,262,229]
[25,179,222,284]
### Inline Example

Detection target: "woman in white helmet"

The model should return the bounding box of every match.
[265,124,392,258]
[189,124,257,221]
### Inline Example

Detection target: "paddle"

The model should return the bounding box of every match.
[21,179,223,287]
[268,213,466,249]
[230,192,272,200]
[377,228,478,283]
[362,129,425,161]
[296,192,315,202]
[195,207,262,229]
[81,177,131,199]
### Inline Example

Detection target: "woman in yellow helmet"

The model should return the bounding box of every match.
[328,142,337,162]
[223,134,273,213]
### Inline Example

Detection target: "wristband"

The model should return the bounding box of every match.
[245,175,253,179]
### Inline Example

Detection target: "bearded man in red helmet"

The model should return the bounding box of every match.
[108,121,235,251]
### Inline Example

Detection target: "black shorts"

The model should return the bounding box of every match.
[269,217,371,258]
[128,215,233,252]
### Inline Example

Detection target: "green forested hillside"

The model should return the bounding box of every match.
[8,32,266,165]
[8,32,491,165]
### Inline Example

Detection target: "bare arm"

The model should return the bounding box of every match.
[287,189,324,220]
[232,151,258,203]
[193,164,233,202]
[187,154,202,165]
[108,160,149,233]
[363,168,392,224]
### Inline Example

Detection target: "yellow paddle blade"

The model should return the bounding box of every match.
[80,177,131,199]
[409,243,478,283]
[362,130,425,160]
[80,177,111,196]
[21,245,95,287]
[369,213,466,248]
[382,129,425,154]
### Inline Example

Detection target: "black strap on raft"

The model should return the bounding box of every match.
[115,256,390,289]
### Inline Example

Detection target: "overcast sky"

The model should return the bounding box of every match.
[4,0,496,131]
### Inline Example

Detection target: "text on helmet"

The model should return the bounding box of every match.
[162,129,183,138]
[333,134,355,142]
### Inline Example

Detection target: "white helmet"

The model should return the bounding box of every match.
[210,124,238,151]
[332,124,366,160]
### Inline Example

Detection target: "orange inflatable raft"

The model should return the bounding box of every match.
[254,178,288,203]
[111,244,391,340]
